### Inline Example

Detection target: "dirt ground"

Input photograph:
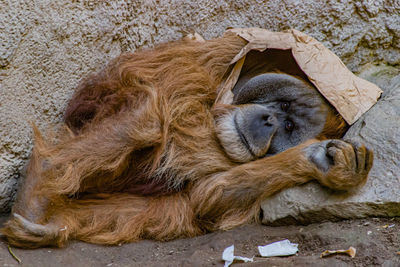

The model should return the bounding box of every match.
[0,216,398,267]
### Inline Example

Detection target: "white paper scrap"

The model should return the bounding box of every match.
[258,239,298,257]
[222,245,254,267]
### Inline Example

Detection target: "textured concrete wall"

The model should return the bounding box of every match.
[0,0,399,212]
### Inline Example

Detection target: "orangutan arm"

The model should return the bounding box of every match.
[190,139,373,230]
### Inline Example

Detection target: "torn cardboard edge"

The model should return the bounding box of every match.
[215,27,383,125]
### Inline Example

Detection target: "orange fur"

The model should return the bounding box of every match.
[2,33,368,248]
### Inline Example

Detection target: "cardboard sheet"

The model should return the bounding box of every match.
[216,28,382,125]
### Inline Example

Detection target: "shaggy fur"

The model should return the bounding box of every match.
[2,33,371,248]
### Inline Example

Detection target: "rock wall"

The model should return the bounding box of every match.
[0,0,399,212]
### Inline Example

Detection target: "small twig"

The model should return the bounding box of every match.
[8,245,22,264]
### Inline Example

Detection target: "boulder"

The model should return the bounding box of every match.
[261,64,400,224]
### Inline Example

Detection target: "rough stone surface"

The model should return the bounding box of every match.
[261,64,400,225]
[0,0,399,212]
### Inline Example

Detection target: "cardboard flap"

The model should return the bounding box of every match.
[218,28,382,125]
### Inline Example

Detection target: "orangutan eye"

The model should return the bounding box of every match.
[280,101,290,111]
[285,120,294,131]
